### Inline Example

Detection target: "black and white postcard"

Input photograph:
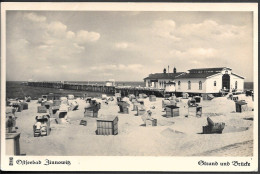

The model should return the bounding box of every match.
[1,2,258,172]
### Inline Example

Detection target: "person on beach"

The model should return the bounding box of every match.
[6,116,15,133]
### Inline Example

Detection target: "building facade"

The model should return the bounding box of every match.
[143,68,183,90]
[144,67,244,94]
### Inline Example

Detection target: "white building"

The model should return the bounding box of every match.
[165,81,176,93]
[143,67,183,89]
[144,67,244,94]
[105,79,115,86]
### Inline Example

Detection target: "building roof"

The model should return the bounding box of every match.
[175,72,220,79]
[236,101,247,105]
[166,81,176,84]
[144,67,244,80]
[188,67,231,72]
[144,72,184,80]
[231,73,244,79]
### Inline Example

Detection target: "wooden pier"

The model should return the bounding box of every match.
[27,82,165,97]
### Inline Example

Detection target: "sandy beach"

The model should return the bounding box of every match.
[10,93,254,156]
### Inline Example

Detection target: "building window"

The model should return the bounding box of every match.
[235,81,238,89]
[178,81,181,89]
[188,81,191,90]
[214,81,216,86]
[199,81,202,90]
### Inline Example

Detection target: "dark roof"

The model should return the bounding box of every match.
[144,72,184,80]
[236,101,247,105]
[166,81,176,84]
[175,72,220,79]
[188,67,231,71]
[144,67,244,80]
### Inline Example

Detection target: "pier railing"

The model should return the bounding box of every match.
[27,82,165,97]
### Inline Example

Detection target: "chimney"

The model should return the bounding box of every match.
[173,67,177,74]
[163,68,166,74]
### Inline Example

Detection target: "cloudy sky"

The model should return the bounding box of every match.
[6,11,253,82]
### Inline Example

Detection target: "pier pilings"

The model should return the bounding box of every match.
[27,82,164,97]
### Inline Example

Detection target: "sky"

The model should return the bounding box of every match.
[6,11,253,82]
